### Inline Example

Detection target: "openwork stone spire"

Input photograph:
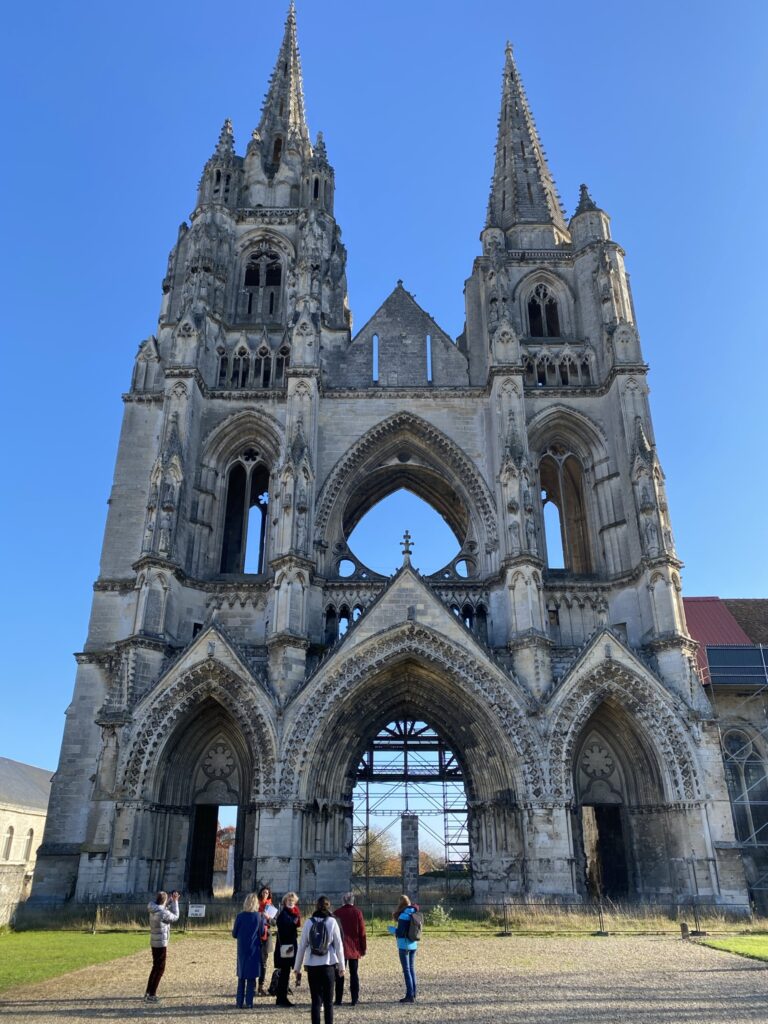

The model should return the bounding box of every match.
[213,118,235,160]
[258,1,310,146]
[486,43,568,240]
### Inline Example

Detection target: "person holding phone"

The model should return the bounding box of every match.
[144,889,180,1003]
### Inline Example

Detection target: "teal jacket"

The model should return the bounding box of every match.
[387,905,419,951]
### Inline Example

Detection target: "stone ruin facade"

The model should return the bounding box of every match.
[35,6,747,905]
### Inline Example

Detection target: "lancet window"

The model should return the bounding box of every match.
[242,249,283,321]
[220,454,271,574]
[539,447,592,573]
[723,729,768,845]
[527,283,561,338]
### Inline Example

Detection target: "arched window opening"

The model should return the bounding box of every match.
[539,451,592,573]
[352,605,363,622]
[220,460,270,574]
[217,353,229,386]
[426,334,433,383]
[372,334,379,383]
[272,137,283,166]
[231,349,250,388]
[475,604,488,643]
[723,730,768,844]
[313,177,320,200]
[461,604,474,630]
[3,826,13,860]
[274,346,290,386]
[527,283,561,338]
[324,607,338,645]
[345,488,462,576]
[338,606,351,637]
[243,250,283,321]
[23,829,34,862]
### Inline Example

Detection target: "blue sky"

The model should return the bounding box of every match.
[1,0,767,771]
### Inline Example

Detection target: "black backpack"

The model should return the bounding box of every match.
[309,916,330,956]
[407,911,423,942]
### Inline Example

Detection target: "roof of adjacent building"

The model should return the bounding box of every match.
[682,597,753,648]
[0,757,53,812]
[723,600,768,645]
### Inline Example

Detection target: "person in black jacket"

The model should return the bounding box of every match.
[274,891,302,1007]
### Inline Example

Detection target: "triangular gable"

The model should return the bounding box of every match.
[352,281,454,348]
[141,624,268,706]
[548,628,663,701]
[313,564,506,679]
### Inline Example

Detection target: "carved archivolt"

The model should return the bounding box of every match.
[546,662,700,802]
[121,660,278,801]
[278,622,543,802]
[201,408,284,468]
[314,412,498,547]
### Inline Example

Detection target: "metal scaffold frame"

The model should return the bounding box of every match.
[351,718,470,897]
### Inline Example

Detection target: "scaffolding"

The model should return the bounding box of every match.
[352,718,470,897]
[706,644,768,891]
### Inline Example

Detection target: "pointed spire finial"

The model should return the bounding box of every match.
[257,2,310,146]
[486,44,568,242]
[574,183,598,216]
[214,118,235,158]
[401,530,414,564]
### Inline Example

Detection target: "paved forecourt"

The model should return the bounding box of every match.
[2,934,768,1023]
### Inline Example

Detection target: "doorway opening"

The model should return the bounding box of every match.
[188,804,238,898]
[581,804,629,899]
[352,718,471,900]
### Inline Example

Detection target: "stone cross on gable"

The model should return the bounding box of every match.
[401,530,414,563]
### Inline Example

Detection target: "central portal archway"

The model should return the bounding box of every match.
[283,627,538,899]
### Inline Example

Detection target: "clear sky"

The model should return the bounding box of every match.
[1,0,766,773]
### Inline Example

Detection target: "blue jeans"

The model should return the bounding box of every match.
[398,948,417,998]
[236,977,256,1008]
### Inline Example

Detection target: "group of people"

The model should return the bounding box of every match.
[144,886,422,1018]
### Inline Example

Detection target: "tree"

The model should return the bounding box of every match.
[419,844,446,875]
[353,828,400,876]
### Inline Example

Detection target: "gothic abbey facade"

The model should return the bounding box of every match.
[35,6,748,904]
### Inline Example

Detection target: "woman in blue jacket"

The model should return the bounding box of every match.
[387,895,420,1003]
[232,893,267,1009]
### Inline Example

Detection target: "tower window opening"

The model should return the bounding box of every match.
[220,461,270,574]
[527,183,534,204]
[274,346,290,386]
[217,354,229,386]
[539,452,592,573]
[269,292,275,315]
[426,334,433,383]
[244,251,283,322]
[520,141,526,157]
[313,177,320,200]
[372,334,379,383]
[528,283,561,338]
[272,137,283,165]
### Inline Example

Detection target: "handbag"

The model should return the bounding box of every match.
[280,943,295,958]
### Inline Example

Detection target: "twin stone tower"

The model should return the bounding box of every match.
[35,6,747,906]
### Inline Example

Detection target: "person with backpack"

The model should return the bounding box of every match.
[144,890,180,1003]
[294,895,345,1024]
[333,893,367,1006]
[232,892,268,1009]
[274,891,302,1007]
[387,894,422,1003]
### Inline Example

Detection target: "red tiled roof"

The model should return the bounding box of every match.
[683,597,753,679]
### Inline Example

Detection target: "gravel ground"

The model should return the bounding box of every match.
[2,934,768,1023]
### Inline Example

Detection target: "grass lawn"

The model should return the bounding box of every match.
[701,935,768,962]
[0,931,155,992]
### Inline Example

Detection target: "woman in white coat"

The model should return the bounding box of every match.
[294,896,345,1024]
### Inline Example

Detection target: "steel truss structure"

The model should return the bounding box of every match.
[351,718,470,896]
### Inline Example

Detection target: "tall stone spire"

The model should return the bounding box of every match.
[486,43,569,246]
[258,1,310,151]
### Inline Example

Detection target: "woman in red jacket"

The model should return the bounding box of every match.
[333,893,367,1006]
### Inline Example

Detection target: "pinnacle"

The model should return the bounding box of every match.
[574,183,598,216]
[257,1,309,143]
[214,118,235,157]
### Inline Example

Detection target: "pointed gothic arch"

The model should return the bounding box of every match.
[546,657,700,803]
[122,660,278,801]
[313,413,498,575]
[279,622,541,804]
